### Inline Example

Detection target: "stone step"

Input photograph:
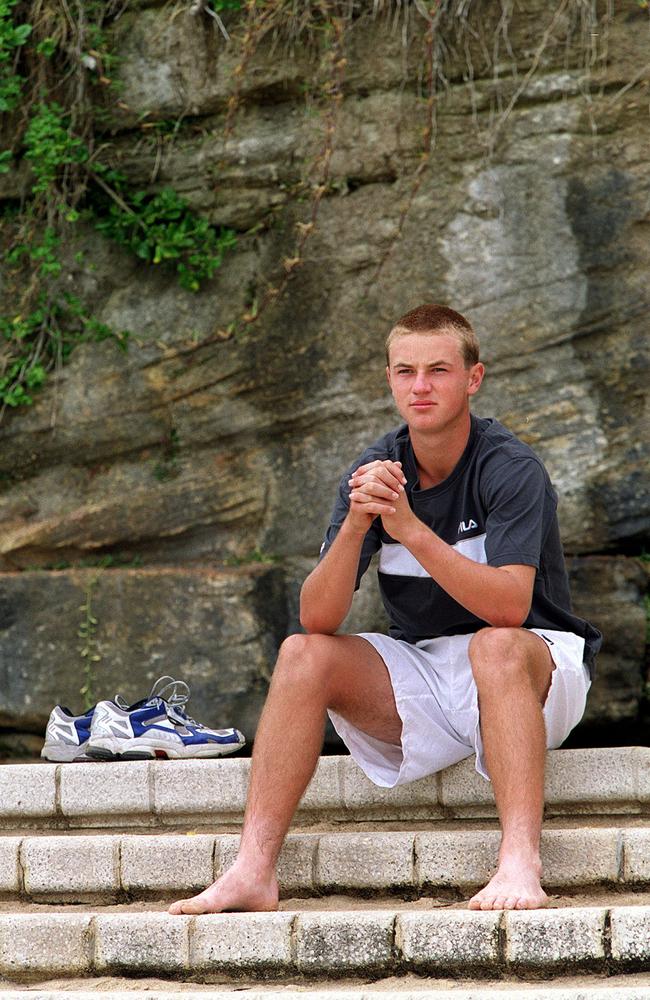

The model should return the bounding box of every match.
[0,904,648,983]
[2,827,650,902]
[1,747,648,830]
[9,986,650,1000]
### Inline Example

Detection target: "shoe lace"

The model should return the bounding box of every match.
[113,675,194,717]
[115,674,205,729]
[149,676,204,728]
[148,675,191,708]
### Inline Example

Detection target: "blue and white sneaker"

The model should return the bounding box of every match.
[86,676,246,761]
[41,704,98,762]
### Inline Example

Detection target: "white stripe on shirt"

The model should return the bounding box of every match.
[378,533,487,577]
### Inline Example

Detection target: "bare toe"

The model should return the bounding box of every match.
[468,863,547,912]
[502,894,521,910]
[168,893,212,915]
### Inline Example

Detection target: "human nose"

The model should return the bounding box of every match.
[412,370,432,393]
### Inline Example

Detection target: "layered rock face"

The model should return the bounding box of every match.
[0,1,648,744]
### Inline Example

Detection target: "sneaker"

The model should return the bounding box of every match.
[41,705,97,762]
[86,676,246,761]
[41,697,129,763]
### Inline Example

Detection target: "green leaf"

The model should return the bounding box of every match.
[35,37,57,57]
[13,23,32,45]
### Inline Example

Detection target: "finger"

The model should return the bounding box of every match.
[350,483,400,502]
[349,465,405,491]
[385,460,407,484]
[350,501,396,517]
[378,460,407,486]
[350,498,396,516]
[353,460,386,475]
[353,459,406,483]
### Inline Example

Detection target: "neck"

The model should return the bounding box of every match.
[410,412,472,488]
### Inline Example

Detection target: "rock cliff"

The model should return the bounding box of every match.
[0,0,648,748]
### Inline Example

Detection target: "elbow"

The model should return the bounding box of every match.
[299,597,338,635]
[299,613,337,635]
[488,607,530,629]
[299,582,347,635]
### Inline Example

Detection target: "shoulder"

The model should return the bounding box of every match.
[471,416,554,493]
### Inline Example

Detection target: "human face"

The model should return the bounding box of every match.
[386,333,484,436]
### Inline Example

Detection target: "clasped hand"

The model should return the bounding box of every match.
[347,459,416,539]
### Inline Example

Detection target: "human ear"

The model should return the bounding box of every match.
[467,362,485,395]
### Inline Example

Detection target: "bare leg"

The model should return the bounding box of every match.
[168,633,401,914]
[467,628,555,911]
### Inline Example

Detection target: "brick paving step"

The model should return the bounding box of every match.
[0,748,648,831]
[2,826,649,902]
[0,904,648,984]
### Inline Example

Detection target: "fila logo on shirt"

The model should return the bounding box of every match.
[458,518,478,533]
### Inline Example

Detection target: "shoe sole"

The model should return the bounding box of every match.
[86,735,245,761]
[41,740,90,763]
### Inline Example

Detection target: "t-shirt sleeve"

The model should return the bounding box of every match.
[483,458,554,569]
[318,460,382,590]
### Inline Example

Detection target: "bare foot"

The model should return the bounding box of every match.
[468,859,548,911]
[168,861,279,915]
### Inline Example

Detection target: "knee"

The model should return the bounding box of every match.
[273,632,332,690]
[469,627,530,689]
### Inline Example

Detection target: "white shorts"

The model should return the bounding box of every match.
[327,629,590,786]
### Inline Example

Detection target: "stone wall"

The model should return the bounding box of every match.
[0,1,648,749]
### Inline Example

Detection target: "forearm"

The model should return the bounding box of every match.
[300,519,367,634]
[399,520,533,627]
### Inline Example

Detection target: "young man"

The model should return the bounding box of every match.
[169,303,601,915]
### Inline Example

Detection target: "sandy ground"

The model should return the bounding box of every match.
[3,814,650,838]
[3,972,650,993]
[2,889,650,915]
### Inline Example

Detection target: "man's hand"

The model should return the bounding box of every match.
[348,459,416,538]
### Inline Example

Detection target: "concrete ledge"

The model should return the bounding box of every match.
[60,761,152,826]
[504,908,607,969]
[439,748,650,818]
[121,834,215,893]
[0,913,92,977]
[610,906,650,963]
[190,912,294,973]
[397,910,500,970]
[0,765,57,821]
[94,913,189,974]
[153,759,248,820]
[317,832,415,891]
[0,748,648,831]
[3,827,647,901]
[0,906,648,982]
[0,836,21,893]
[21,835,119,900]
[295,912,394,974]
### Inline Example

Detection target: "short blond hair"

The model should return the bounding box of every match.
[386,303,479,368]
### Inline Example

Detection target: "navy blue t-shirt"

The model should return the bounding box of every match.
[319,415,601,674]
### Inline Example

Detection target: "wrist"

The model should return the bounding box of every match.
[396,517,429,549]
[342,512,371,540]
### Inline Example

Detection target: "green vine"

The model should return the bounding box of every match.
[2,0,647,414]
[0,0,29,118]
[0,0,236,417]
[93,177,237,292]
